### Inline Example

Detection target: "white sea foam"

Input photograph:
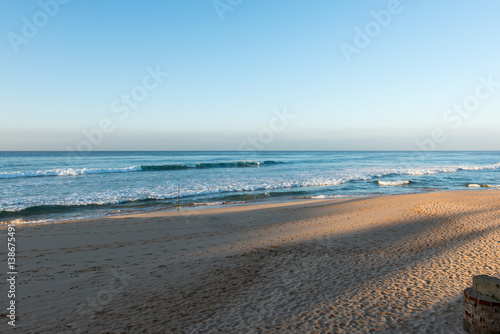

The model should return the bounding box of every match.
[191,201,246,206]
[0,166,142,179]
[192,201,225,206]
[399,163,500,176]
[300,195,353,199]
[378,180,410,186]
[2,213,119,225]
[467,184,500,188]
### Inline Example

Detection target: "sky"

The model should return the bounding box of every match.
[1,0,499,151]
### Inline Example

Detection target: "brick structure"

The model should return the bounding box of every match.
[463,275,500,334]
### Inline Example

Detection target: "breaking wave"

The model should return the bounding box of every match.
[0,161,284,179]
[377,180,411,186]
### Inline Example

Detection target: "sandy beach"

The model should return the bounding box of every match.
[2,190,500,333]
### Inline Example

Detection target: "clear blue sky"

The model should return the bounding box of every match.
[1,0,499,150]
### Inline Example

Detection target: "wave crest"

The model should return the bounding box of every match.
[378,180,411,186]
[0,166,142,179]
[140,161,279,171]
[467,183,500,188]
[0,161,284,179]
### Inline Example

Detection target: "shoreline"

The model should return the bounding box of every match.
[4,190,500,332]
[2,193,366,226]
[3,187,495,227]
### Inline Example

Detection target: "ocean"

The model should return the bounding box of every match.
[1,151,499,223]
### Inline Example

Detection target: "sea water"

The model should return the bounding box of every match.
[1,151,499,223]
